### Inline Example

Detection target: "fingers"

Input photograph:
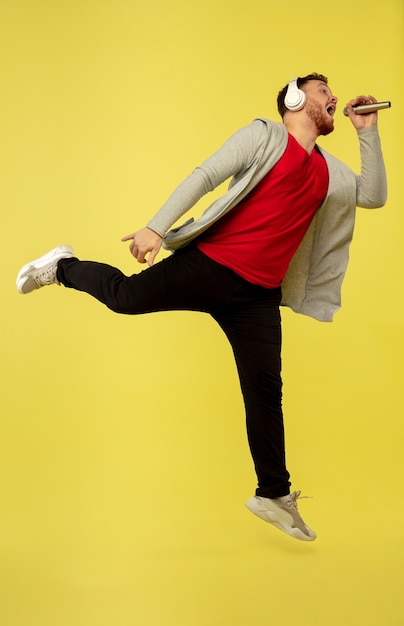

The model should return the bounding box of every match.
[121,233,147,262]
[356,95,376,104]
[147,246,160,267]
[346,94,377,111]
[135,247,148,264]
[133,244,161,266]
[345,95,379,129]
[121,228,163,265]
[129,240,147,264]
[121,233,134,242]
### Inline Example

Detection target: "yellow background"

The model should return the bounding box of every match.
[1,1,403,624]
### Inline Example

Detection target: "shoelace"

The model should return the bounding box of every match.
[283,490,312,511]
[286,491,300,511]
[34,265,56,287]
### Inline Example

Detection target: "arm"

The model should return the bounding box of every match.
[122,122,261,265]
[345,95,387,208]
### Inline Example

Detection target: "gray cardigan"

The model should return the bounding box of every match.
[147,119,387,321]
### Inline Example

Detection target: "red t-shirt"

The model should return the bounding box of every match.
[197,134,329,288]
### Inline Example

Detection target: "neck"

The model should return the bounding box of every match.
[283,115,319,155]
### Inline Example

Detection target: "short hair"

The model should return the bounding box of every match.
[277,73,328,118]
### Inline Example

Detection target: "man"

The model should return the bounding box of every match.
[16,73,387,541]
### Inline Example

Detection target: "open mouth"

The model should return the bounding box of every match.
[326,105,336,117]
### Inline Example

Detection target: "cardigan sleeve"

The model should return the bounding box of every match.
[146,122,262,236]
[356,126,387,208]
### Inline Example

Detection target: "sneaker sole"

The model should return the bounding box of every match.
[16,245,75,293]
[245,497,316,542]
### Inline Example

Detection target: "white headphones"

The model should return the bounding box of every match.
[284,78,306,111]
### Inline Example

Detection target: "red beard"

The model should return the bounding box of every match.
[305,99,334,136]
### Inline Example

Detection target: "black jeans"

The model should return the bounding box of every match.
[57,245,291,498]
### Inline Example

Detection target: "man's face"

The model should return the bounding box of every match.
[303,80,338,136]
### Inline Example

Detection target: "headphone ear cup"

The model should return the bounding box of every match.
[284,78,306,111]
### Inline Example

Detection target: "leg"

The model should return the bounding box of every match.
[214,281,316,540]
[58,246,290,496]
[57,245,244,314]
[17,244,315,539]
[212,282,291,499]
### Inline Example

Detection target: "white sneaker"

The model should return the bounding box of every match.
[16,245,75,294]
[246,491,316,541]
